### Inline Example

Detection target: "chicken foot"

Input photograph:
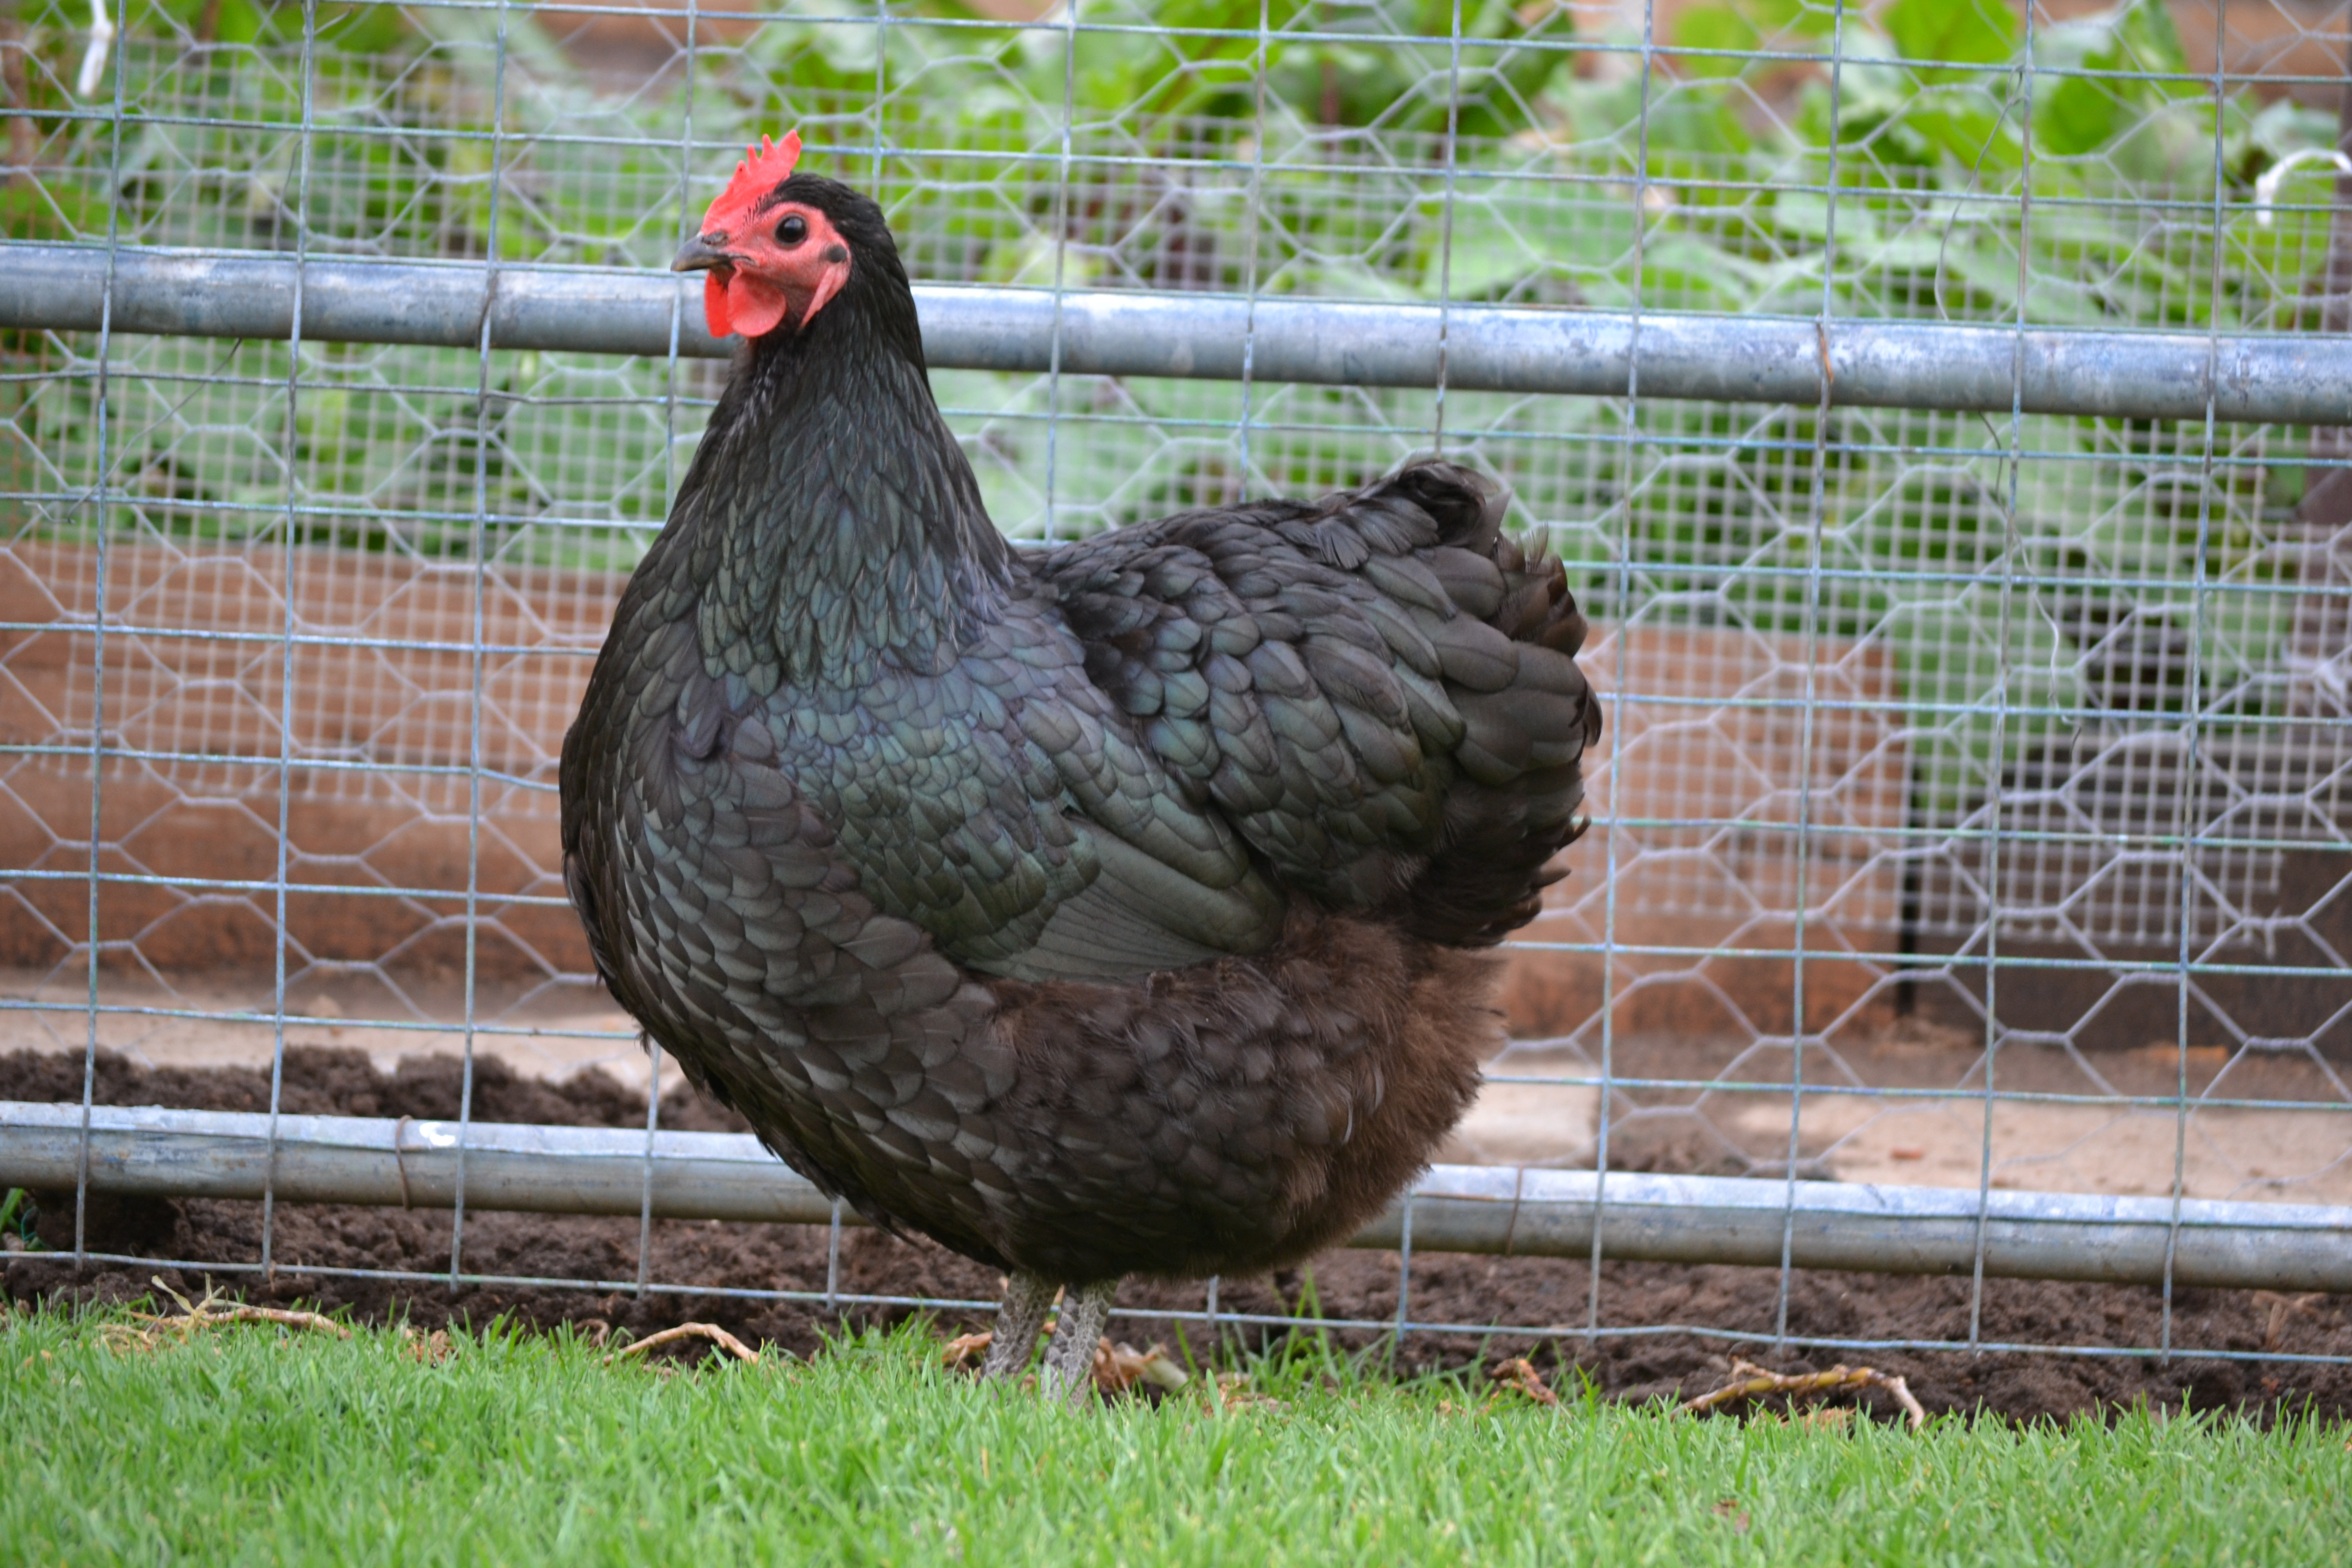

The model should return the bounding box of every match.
[1040,1279,1118,1405]
[977,1273,1118,1403]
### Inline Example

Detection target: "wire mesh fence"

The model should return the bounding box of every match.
[3,0,2351,1388]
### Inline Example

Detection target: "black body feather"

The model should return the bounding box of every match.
[561,176,1601,1281]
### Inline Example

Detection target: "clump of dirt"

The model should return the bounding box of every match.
[6,1048,2348,1420]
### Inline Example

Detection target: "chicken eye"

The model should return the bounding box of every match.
[777,214,807,248]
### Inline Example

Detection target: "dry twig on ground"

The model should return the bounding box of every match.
[100,1277,350,1353]
[1683,1358,1927,1431]
[1486,1357,1559,1408]
[607,1322,761,1366]
[1210,1371,1285,1411]
[940,1329,1187,1396]
[1092,1339,1189,1394]
[2250,1291,2330,1352]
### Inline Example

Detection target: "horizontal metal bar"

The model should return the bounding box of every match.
[0,867,573,908]
[1364,1167,2352,1293]
[0,999,635,1042]
[0,1102,840,1226]
[6,246,2346,425]
[7,1102,2348,1293]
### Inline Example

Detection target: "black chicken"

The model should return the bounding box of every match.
[561,133,1602,1395]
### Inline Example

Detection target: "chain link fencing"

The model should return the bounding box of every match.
[3,0,2351,1386]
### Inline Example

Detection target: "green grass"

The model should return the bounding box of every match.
[5,1311,2349,1566]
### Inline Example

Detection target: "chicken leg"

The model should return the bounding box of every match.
[1039,1279,1117,1405]
[980,1270,1059,1382]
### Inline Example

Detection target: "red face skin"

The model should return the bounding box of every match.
[699,202,853,340]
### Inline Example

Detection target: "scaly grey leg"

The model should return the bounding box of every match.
[1040,1278,1118,1405]
[981,1269,1058,1382]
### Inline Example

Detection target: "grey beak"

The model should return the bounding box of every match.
[672,235,731,273]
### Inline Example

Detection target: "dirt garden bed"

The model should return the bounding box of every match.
[6,1046,2349,1424]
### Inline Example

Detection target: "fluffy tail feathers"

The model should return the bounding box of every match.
[1378,462,1602,947]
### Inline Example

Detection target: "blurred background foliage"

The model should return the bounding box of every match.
[4,0,2343,315]
[0,1,2345,770]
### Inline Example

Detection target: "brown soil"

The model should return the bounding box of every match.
[6,1047,2349,1424]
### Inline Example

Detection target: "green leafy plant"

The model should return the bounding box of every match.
[0,1188,43,1251]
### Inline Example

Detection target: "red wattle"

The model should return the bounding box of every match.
[704,272,732,338]
[723,274,788,339]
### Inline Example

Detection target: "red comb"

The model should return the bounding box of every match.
[700,130,803,237]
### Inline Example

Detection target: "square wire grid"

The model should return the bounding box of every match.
[0,0,2349,1370]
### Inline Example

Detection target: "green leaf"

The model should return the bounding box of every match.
[1266,0,1574,137]
[2038,76,2120,159]
[1772,191,1881,247]
[1641,89,1756,159]
[2106,0,2195,91]
[1882,0,2019,79]
[2036,0,2205,161]
[1732,0,1841,39]
[1435,200,1539,301]
[1899,100,2025,174]
[1638,232,1780,312]
[1671,5,1759,80]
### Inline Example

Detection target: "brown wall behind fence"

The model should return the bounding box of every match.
[3,541,1909,1034]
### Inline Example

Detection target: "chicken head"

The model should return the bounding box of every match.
[673,130,853,340]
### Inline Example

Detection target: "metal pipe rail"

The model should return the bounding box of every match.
[5,244,2348,425]
[7,1101,2349,1294]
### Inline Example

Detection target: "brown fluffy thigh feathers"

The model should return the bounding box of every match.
[979,912,1501,1280]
